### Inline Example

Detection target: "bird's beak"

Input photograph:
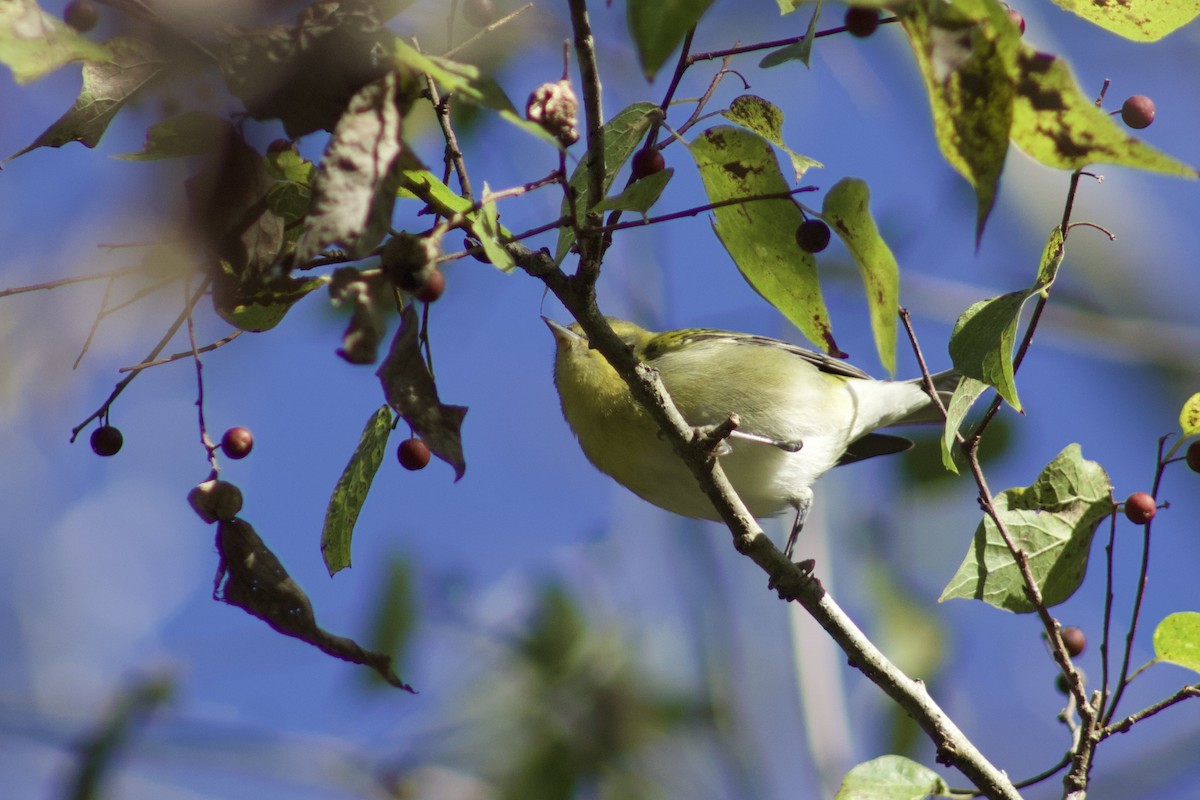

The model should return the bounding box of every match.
[542,316,583,345]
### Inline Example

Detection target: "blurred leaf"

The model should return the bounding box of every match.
[690,125,840,355]
[626,0,715,79]
[6,36,165,162]
[947,227,1062,413]
[941,444,1114,612]
[555,102,662,263]
[759,0,823,68]
[1049,0,1200,41]
[591,168,674,217]
[293,72,406,264]
[899,0,1018,243]
[820,178,898,374]
[218,3,399,138]
[834,755,948,800]
[364,555,418,684]
[376,305,469,479]
[329,267,391,364]
[115,112,227,161]
[0,0,110,84]
[722,94,822,180]
[67,674,174,800]
[322,405,393,575]
[1179,393,1200,437]
[1153,612,1200,672]
[217,517,413,690]
[1010,49,1197,176]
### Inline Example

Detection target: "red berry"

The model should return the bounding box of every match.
[398,438,431,470]
[462,0,497,27]
[1124,491,1157,525]
[1186,441,1200,473]
[844,7,881,38]
[795,219,831,253]
[1005,5,1026,35]
[1120,95,1156,129]
[266,138,294,154]
[221,426,254,460]
[414,269,445,303]
[64,0,99,32]
[90,425,123,457]
[1061,626,1086,657]
[631,147,665,180]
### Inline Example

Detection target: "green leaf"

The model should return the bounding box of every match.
[626,0,715,79]
[469,182,516,271]
[0,0,110,84]
[265,181,312,228]
[265,148,316,185]
[690,125,840,355]
[940,376,988,473]
[759,0,823,68]
[213,264,327,332]
[1011,49,1197,176]
[1179,393,1200,437]
[899,0,1019,243]
[376,305,468,479]
[948,290,1028,412]
[322,405,394,575]
[834,755,948,800]
[1153,612,1200,673]
[1049,0,1200,41]
[6,36,165,162]
[820,178,898,374]
[947,227,1062,412]
[940,444,1114,612]
[591,168,674,217]
[722,94,823,180]
[115,112,228,161]
[554,102,662,263]
[392,39,559,147]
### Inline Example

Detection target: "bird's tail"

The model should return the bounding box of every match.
[895,369,960,425]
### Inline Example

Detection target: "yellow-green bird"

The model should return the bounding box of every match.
[546,317,958,557]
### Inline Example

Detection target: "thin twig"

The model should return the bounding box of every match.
[0,266,146,299]
[184,276,219,470]
[1103,684,1200,737]
[74,277,117,370]
[119,330,243,372]
[70,278,211,443]
[441,2,535,60]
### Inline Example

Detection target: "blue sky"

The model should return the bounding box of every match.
[3,1,1200,798]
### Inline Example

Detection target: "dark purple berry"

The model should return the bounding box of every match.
[90,425,123,457]
[795,219,831,253]
[844,7,881,38]
[64,0,99,32]
[462,0,497,27]
[631,148,665,180]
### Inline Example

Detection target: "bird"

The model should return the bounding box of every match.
[546,317,958,558]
